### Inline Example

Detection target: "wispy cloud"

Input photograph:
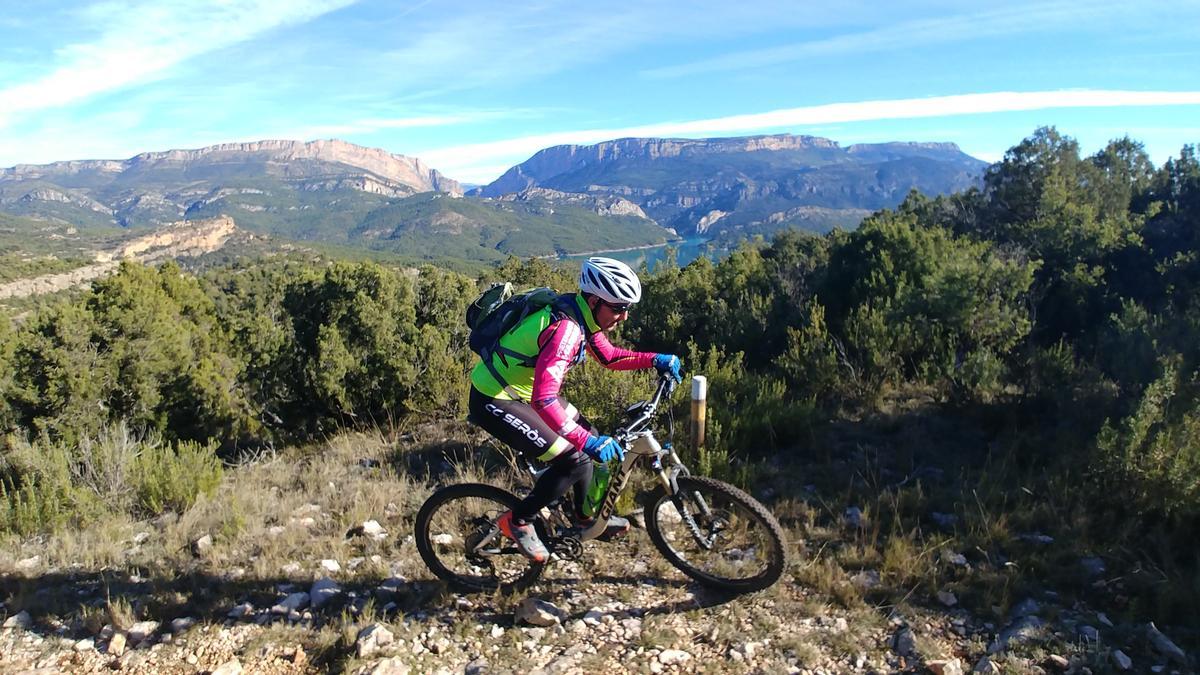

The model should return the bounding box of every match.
[0,0,357,121]
[642,1,1173,78]
[276,109,539,140]
[361,1,852,98]
[425,90,1200,183]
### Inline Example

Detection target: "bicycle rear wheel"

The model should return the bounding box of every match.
[414,483,547,592]
[644,475,787,593]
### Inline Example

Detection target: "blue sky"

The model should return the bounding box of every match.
[2,0,1199,184]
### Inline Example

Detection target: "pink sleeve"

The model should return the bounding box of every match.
[586,330,656,370]
[530,319,592,451]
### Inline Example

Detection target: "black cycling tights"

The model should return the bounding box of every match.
[468,388,595,524]
[514,450,593,524]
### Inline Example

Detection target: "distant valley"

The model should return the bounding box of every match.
[0,134,988,267]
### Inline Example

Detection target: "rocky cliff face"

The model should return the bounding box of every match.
[477,133,988,237]
[0,139,463,231]
[123,139,461,195]
[2,140,460,195]
[480,135,841,196]
[0,216,241,299]
[496,187,649,219]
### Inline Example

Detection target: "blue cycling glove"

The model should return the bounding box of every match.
[652,353,682,383]
[582,434,624,463]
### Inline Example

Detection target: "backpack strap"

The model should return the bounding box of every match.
[481,347,526,401]
[554,292,588,329]
[482,294,588,400]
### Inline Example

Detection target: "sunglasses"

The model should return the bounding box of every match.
[600,299,632,313]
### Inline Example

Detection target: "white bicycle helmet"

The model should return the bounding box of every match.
[579,256,642,305]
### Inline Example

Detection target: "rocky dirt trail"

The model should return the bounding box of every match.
[5,515,1186,675]
[1,426,1194,674]
[2,528,892,675]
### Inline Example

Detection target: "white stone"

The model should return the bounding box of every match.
[320,559,341,573]
[513,595,559,629]
[928,659,964,675]
[893,627,917,656]
[311,577,342,609]
[74,638,95,651]
[2,610,32,630]
[361,520,388,540]
[942,551,969,566]
[128,620,159,644]
[431,533,454,545]
[658,649,691,665]
[937,590,958,607]
[212,658,243,675]
[107,632,127,656]
[228,602,253,618]
[271,592,310,614]
[1113,649,1132,671]
[357,623,395,658]
[490,625,505,639]
[170,617,195,633]
[362,656,410,675]
[191,534,213,556]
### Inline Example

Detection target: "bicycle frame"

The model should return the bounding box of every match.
[577,377,689,543]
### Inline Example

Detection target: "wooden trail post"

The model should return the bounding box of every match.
[690,375,707,450]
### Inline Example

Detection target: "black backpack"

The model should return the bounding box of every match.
[466,283,584,391]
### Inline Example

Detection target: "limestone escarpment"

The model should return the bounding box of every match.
[0,216,241,299]
[477,133,987,237]
[0,139,462,231]
[123,139,461,195]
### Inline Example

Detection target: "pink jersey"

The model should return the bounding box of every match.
[530,317,655,451]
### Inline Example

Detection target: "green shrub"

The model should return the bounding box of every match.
[1,435,107,535]
[133,438,223,515]
[1094,363,1200,520]
[0,426,223,533]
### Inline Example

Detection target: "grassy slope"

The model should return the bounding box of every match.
[2,391,1192,672]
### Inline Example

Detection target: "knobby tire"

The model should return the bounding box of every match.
[644,475,787,593]
[414,482,547,593]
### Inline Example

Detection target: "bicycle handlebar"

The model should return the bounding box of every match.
[616,373,677,440]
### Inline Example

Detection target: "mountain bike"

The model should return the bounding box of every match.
[415,374,787,593]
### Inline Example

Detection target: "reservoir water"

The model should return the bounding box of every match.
[559,237,719,271]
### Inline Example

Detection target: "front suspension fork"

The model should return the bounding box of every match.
[654,454,717,550]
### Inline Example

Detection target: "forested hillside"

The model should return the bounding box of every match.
[2,127,1199,669]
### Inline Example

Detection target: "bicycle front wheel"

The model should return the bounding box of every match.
[644,475,787,593]
[414,483,547,593]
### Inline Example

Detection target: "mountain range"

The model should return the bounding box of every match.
[0,134,988,266]
[476,134,987,240]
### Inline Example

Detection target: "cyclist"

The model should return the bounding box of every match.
[467,257,682,563]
